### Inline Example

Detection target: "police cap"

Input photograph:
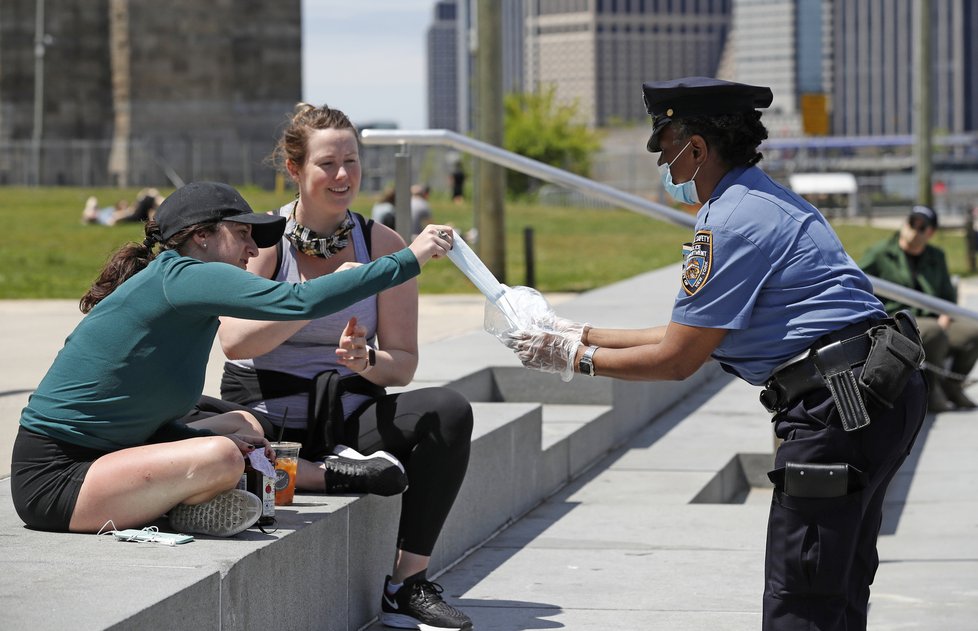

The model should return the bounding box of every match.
[642,76,773,153]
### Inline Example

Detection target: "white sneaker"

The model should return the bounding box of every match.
[168,488,261,537]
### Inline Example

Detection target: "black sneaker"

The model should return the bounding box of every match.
[380,574,473,630]
[322,445,408,496]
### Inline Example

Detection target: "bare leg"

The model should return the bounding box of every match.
[296,457,327,491]
[392,549,429,583]
[69,435,244,533]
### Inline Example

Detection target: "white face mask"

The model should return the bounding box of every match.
[658,141,701,205]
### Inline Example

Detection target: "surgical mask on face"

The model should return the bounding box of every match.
[658,141,701,205]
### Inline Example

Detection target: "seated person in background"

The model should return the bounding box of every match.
[859,205,978,411]
[116,187,165,223]
[371,187,397,229]
[81,196,129,225]
[410,183,433,236]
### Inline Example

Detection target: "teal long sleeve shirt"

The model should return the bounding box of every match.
[20,248,420,451]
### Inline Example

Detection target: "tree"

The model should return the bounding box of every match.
[503,86,602,197]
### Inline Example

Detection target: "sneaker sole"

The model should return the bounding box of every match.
[380,612,472,631]
[168,488,261,537]
[332,443,406,474]
[323,456,409,496]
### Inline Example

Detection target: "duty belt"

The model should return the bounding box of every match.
[760,319,885,430]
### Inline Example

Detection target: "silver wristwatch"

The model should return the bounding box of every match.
[578,345,599,377]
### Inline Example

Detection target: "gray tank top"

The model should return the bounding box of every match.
[230,203,378,429]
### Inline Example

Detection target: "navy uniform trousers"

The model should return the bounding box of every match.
[763,369,927,631]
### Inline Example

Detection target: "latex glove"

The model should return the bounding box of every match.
[505,328,581,382]
[548,316,589,342]
[484,285,587,340]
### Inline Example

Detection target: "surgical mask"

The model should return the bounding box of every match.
[658,141,701,205]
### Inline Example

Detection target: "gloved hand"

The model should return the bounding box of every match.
[547,316,589,343]
[504,328,581,382]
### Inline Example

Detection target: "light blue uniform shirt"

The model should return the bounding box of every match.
[671,166,886,385]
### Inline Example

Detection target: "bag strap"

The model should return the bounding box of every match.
[351,210,374,258]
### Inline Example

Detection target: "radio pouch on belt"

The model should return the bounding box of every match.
[814,341,871,431]
[858,314,925,409]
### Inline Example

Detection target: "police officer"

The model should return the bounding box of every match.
[505,77,928,631]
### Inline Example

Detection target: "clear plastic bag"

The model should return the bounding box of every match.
[484,285,557,340]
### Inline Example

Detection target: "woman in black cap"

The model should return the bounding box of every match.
[506,77,927,631]
[10,181,453,539]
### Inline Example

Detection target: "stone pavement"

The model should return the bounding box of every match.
[3,280,978,630]
[401,280,978,631]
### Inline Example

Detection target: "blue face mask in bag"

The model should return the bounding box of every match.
[658,141,701,205]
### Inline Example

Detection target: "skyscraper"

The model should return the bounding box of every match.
[730,0,832,137]
[524,0,731,127]
[833,0,978,136]
[428,0,526,133]
[427,1,460,130]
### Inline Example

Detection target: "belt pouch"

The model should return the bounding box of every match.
[814,341,871,431]
[783,462,849,498]
[858,324,924,409]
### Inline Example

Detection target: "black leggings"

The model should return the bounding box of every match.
[281,386,473,557]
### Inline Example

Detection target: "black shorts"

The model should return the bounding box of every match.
[10,426,108,532]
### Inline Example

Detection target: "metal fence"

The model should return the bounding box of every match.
[0,138,466,196]
[361,128,978,324]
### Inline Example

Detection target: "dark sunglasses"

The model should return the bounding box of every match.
[909,219,931,232]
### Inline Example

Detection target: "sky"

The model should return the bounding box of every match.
[301,1,434,130]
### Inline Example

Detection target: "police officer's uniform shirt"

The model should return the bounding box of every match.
[671,166,886,385]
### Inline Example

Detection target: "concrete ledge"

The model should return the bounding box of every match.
[2,265,729,630]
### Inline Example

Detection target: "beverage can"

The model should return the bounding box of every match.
[242,467,275,526]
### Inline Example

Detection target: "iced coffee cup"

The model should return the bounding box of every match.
[269,442,302,506]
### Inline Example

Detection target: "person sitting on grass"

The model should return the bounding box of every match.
[10,180,453,538]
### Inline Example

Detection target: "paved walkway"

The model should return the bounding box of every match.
[3,288,977,630]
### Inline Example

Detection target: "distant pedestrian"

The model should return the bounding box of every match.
[450,161,466,203]
[371,187,397,229]
[410,183,433,236]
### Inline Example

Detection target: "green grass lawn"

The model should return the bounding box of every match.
[0,186,973,299]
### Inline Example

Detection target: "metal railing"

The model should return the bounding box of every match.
[361,128,978,324]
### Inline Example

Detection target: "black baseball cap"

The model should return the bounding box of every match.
[155,181,286,247]
[909,205,938,229]
[642,77,773,152]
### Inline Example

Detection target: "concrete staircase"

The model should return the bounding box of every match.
[2,264,729,630]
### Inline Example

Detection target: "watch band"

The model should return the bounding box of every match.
[579,345,599,377]
[361,345,377,374]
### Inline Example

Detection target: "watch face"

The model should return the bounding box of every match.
[579,346,597,376]
[367,347,377,366]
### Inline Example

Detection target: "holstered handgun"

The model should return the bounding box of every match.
[814,340,871,431]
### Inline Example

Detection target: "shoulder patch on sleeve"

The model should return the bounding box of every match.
[681,229,713,295]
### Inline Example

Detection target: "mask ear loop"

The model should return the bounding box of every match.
[97,519,118,540]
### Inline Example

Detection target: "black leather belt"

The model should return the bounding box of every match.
[760,319,886,414]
